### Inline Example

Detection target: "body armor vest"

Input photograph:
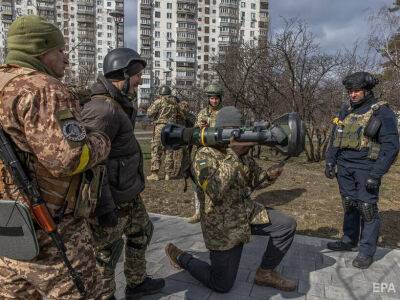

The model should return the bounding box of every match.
[332,102,386,159]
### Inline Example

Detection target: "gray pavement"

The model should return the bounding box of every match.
[114,213,400,300]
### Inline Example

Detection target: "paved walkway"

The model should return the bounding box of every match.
[114,214,400,300]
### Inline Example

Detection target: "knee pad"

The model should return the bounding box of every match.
[358,202,378,224]
[342,197,357,213]
[126,221,154,250]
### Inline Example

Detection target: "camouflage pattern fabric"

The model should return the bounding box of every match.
[0,64,110,299]
[0,65,110,211]
[150,124,175,174]
[147,95,180,124]
[88,196,152,299]
[0,215,101,300]
[195,105,221,128]
[147,95,180,174]
[192,147,277,251]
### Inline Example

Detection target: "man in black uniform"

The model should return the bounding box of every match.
[325,72,399,269]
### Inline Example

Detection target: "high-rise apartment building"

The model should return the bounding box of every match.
[137,0,269,105]
[0,0,124,85]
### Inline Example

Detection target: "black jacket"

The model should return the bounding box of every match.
[82,76,145,216]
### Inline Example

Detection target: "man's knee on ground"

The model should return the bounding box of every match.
[279,214,297,234]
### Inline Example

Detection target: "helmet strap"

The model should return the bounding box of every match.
[122,70,130,95]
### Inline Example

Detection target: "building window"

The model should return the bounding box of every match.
[251,3,256,9]
[167,3,172,9]
[155,21,160,28]
[167,12,172,19]
[155,11,160,18]
[155,31,160,37]
[154,1,160,8]
[155,61,160,67]
[167,23,172,29]
[241,2,245,8]
[155,41,160,47]
[155,51,160,58]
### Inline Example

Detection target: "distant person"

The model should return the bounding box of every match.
[325,72,399,269]
[188,83,224,223]
[147,85,180,181]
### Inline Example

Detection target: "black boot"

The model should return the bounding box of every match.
[327,240,357,251]
[352,254,373,269]
[125,276,165,300]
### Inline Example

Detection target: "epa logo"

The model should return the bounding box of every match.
[373,282,396,293]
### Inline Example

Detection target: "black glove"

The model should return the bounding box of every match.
[97,210,118,228]
[325,163,336,179]
[365,176,380,193]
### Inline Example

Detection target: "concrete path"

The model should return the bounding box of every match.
[114,213,400,300]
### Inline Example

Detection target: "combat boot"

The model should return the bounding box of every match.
[352,254,373,269]
[146,172,160,181]
[254,267,297,292]
[165,243,185,269]
[125,276,165,300]
[187,213,200,224]
[327,240,357,252]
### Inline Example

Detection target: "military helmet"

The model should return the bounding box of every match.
[342,72,379,91]
[215,106,243,128]
[205,83,224,99]
[159,85,171,96]
[103,48,146,80]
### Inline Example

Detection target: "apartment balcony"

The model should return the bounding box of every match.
[175,57,196,63]
[140,2,152,9]
[77,7,95,15]
[176,36,196,43]
[176,74,195,80]
[177,0,197,4]
[177,15,196,22]
[77,0,94,5]
[219,10,238,18]
[77,14,95,22]
[177,6,197,14]
[220,3,238,9]
[1,8,13,16]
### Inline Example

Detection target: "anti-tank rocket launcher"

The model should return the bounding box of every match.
[161,112,306,157]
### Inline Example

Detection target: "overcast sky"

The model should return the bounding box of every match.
[124,0,393,53]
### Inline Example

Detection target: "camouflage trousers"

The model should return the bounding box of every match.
[150,124,174,175]
[87,196,153,300]
[0,215,100,300]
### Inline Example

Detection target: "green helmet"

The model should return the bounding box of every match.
[205,84,224,99]
[159,85,171,96]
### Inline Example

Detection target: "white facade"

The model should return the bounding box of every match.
[137,0,269,105]
[0,0,124,85]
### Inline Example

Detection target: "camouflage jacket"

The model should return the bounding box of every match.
[192,146,274,251]
[0,64,110,212]
[147,95,180,124]
[195,105,221,127]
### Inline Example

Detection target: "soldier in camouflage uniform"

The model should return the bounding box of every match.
[188,83,224,223]
[147,85,180,181]
[0,16,111,299]
[166,106,297,293]
[82,48,165,300]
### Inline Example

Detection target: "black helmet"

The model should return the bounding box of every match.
[103,47,146,80]
[159,85,171,96]
[342,72,379,91]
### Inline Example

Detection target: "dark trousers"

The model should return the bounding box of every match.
[337,166,381,257]
[178,209,297,293]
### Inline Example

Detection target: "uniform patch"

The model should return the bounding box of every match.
[62,120,86,142]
